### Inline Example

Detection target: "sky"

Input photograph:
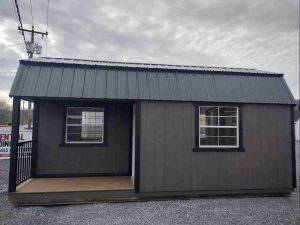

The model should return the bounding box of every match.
[0,0,299,104]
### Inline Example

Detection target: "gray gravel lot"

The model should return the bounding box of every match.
[0,143,299,225]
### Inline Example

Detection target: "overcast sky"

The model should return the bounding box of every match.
[0,0,299,104]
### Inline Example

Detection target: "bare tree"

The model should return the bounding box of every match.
[0,100,12,125]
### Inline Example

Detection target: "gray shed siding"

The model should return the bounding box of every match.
[139,101,293,192]
[36,102,132,175]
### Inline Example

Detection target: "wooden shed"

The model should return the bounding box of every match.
[8,57,297,205]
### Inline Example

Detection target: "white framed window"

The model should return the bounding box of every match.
[199,106,239,148]
[65,107,104,144]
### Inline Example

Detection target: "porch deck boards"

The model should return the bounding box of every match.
[16,176,134,193]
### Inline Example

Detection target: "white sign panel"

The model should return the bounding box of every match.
[0,126,32,159]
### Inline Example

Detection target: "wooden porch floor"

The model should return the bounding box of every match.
[16,176,134,193]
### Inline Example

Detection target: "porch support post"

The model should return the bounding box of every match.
[31,101,39,176]
[134,102,141,193]
[8,97,21,192]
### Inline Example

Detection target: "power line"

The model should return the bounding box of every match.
[12,0,49,58]
[11,0,26,53]
[13,0,27,49]
[29,0,34,26]
[46,0,50,55]
[46,0,49,31]
[11,0,18,23]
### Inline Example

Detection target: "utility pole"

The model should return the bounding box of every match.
[18,25,48,129]
[18,25,48,59]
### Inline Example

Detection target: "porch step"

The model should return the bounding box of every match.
[9,190,137,205]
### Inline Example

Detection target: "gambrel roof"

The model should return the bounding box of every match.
[10,57,296,104]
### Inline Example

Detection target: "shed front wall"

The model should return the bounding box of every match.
[36,101,131,175]
[139,101,293,192]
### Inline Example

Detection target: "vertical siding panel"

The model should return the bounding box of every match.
[117,71,127,99]
[234,76,249,103]
[275,107,289,187]
[187,74,203,102]
[166,73,179,101]
[162,103,175,191]
[238,105,252,188]
[148,72,160,100]
[127,71,138,99]
[34,66,52,97]
[254,105,267,188]
[46,67,64,97]
[175,73,192,101]
[71,68,85,98]
[16,65,30,96]
[154,104,165,191]
[192,152,219,190]
[106,70,118,99]
[203,75,218,102]
[193,75,209,102]
[58,67,74,97]
[22,65,41,97]
[140,102,155,191]
[140,102,193,192]
[213,75,231,103]
[10,64,25,96]
[94,69,107,99]
[157,72,168,100]
[83,68,96,98]
[137,72,149,100]
[279,107,293,187]
[263,105,277,187]
[238,77,257,103]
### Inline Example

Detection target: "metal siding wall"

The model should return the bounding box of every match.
[139,102,293,192]
[36,102,131,175]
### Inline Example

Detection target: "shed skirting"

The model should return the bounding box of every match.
[9,188,293,206]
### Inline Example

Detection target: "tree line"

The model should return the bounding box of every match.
[0,100,31,126]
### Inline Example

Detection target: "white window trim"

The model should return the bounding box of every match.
[199,106,239,148]
[65,107,104,144]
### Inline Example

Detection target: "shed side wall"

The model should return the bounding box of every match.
[36,102,131,175]
[139,101,293,192]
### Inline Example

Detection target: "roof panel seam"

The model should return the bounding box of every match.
[81,68,87,98]
[32,65,42,97]
[43,66,53,97]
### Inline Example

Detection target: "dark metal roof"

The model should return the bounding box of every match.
[9,58,296,104]
[22,57,282,75]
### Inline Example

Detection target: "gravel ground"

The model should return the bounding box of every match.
[0,143,299,225]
